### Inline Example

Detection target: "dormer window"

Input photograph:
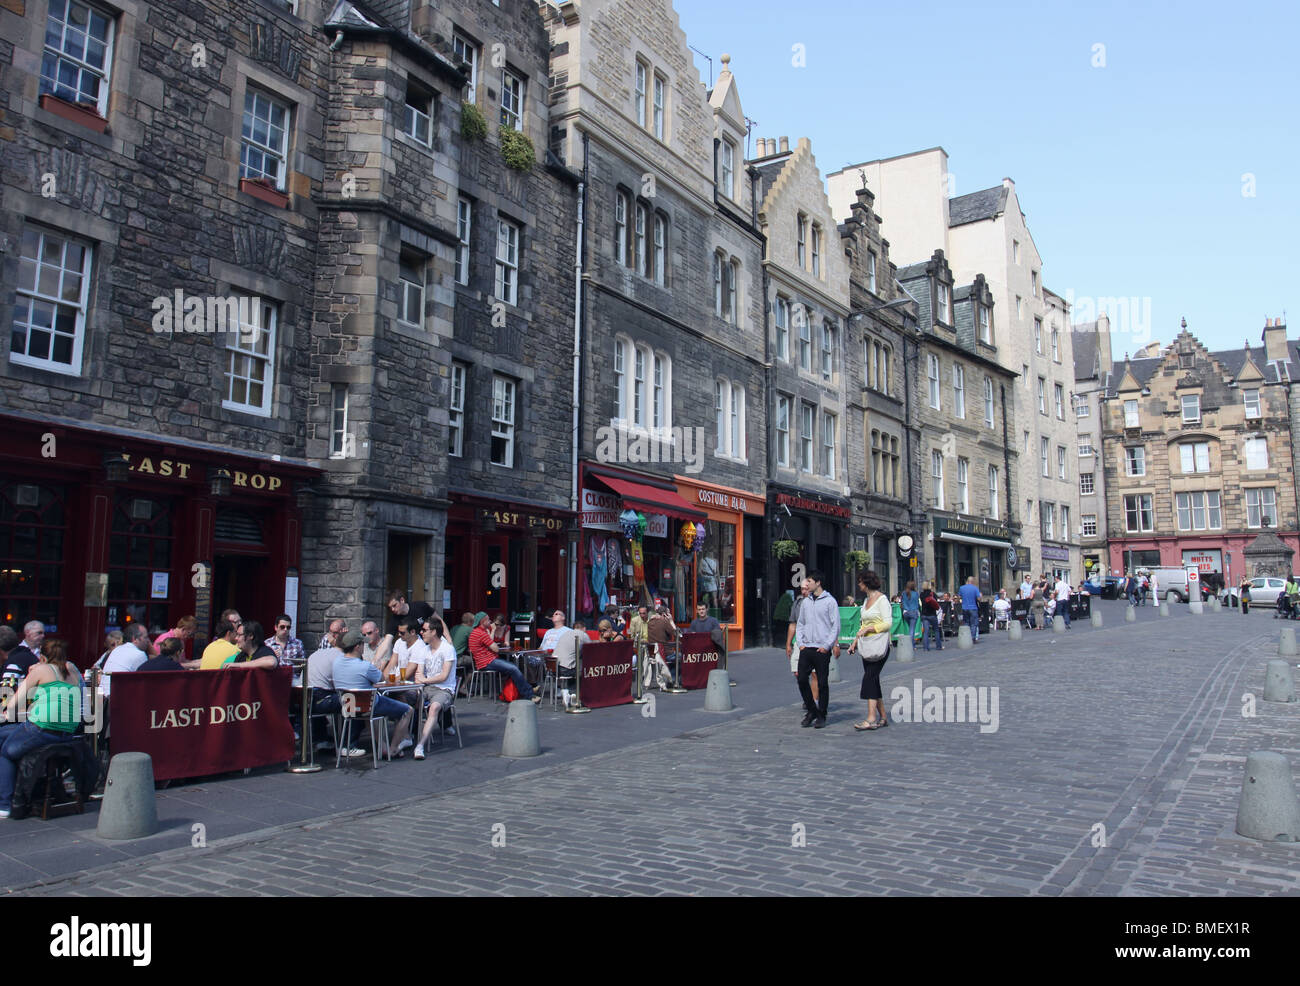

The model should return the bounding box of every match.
[936,282,951,324]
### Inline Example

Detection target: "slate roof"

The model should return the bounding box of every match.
[325,0,383,29]
[895,260,929,281]
[948,186,1008,227]
[1073,323,1098,381]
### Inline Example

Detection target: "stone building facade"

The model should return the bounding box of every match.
[898,251,1020,595]
[1073,312,1114,575]
[1103,320,1300,587]
[545,1,766,649]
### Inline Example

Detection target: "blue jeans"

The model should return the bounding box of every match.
[1059,602,1071,626]
[921,613,943,650]
[484,657,533,699]
[902,611,919,640]
[963,608,979,641]
[0,721,80,811]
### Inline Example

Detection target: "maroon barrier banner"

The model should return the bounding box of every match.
[109,668,295,780]
[578,640,635,709]
[678,632,722,689]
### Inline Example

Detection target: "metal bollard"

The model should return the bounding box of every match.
[1235,751,1300,843]
[1264,659,1297,703]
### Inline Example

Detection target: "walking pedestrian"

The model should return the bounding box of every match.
[958,576,982,642]
[920,586,944,650]
[853,571,892,732]
[1054,575,1072,629]
[1239,575,1251,615]
[795,570,839,729]
[900,580,920,642]
[785,578,819,704]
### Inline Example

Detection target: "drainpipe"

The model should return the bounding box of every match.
[758,190,773,647]
[568,131,589,620]
[1001,382,1014,579]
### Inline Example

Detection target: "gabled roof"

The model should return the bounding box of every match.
[1213,345,1296,383]
[325,0,384,29]
[896,260,929,281]
[948,185,1009,227]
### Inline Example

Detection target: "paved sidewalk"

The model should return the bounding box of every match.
[9,601,1298,896]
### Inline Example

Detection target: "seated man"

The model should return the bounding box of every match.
[101,623,151,695]
[264,615,305,666]
[229,621,279,670]
[332,630,413,757]
[551,626,582,684]
[199,620,241,669]
[644,605,678,690]
[688,603,725,647]
[469,612,540,704]
[992,591,1012,630]
[361,619,394,671]
[412,618,457,760]
[387,619,425,680]
[538,610,570,651]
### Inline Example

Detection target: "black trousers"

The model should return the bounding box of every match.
[796,646,831,718]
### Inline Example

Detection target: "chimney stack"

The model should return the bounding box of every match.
[779,136,789,153]
[1263,316,1290,362]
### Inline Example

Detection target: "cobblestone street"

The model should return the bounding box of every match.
[12,603,1299,896]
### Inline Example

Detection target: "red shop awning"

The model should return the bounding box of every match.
[596,475,706,523]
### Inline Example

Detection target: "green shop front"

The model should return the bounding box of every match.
[929,517,1014,597]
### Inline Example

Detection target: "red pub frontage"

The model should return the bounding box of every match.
[1,413,318,663]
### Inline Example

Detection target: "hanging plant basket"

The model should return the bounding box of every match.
[498,125,535,171]
[460,102,487,142]
[843,549,870,572]
[771,539,801,562]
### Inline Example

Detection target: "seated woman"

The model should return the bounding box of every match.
[597,619,624,642]
[0,639,83,819]
[490,613,512,651]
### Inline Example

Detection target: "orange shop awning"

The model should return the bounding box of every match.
[595,475,706,523]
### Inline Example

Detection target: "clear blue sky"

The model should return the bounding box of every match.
[675,0,1299,360]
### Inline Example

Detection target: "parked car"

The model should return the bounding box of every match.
[1144,567,1213,603]
[1225,577,1288,608]
[1081,576,1122,600]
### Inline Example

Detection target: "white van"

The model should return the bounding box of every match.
[1144,568,1211,603]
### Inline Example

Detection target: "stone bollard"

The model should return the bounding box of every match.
[501,699,541,758]
[957,625,973,650]
[1211,596,1222,613]
[1008,620,1023,641]
[896,633,915,663]
[703,669,733,711]
[1159,601,1170,617]
[1090,609,1103,628]
[1280,627,1298,657]
[1189,597,1204,615]
[828,653,842,683]
[1264,659,1297,703]
[1125,606,1137,623]
[96,752,158,841]
[1235,751,1300,843]
[1052,614,1065,633]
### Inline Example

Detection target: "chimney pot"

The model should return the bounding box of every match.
[779,136,789,153]
[760,138,769,155]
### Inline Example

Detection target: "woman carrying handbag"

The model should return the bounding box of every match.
[853,571,893,732]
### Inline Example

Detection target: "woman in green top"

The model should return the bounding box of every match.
[0,638,83,818]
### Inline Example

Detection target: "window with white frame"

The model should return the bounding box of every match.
[957,457,969,513]
[1078,436,1093,456]
[613,339,626,421]
[1013,240,1020,264]
[500,68,524,129]
[1054,383,1065,419]
[1015,296,1023,318]
[398,252,424,327]
[988,465,999,519]
[1176,491,1221,531]
[494,217,519,305]
[720,139,735,199]
[614,191,628,266]
[727,260,738,324]
[1074,393,1090,417]
[1040,437,1049,477]
[774,296,789,361]
[821,321,834,380]
[1082,514,1097,537]
[775,394,790,467]
[634,59,647,127]
[634,201,648,275]
[798,309,811,371]
[453,32,479,103]
[1051,326,1060,361]
[730,383,745,458]
[1180,441,1211,473]
[867,251,877,294]
[1124,398,1139,428]
[223,298,277,416]
[1245,436,1269,470]
[931,450,944,509]
[978,305,991,344]
[490,375,515,466]
[632,346,645,426]
[1181,393,1200,423]
[449,362,466,456]
[1061,505,1070,537]
[821,411,836,478]
[1057,445,1066,480]
[330,384,349,458]
[652,73,665,139]
[984,377,995,428]
[811,224,822,277]
[1246,487,1277,527]
[652,353,666,429]
[1037,376,1046,414]
[41,0,115,115]
[928,353,941,409]
[1244,388,1261,418]
[10,226,92,375]
[1125,446,1145,476]
[240,88,291,191]
[455,197,472,285]
[403,79,434,146]
[653,214,666,286]
[937,282,951,324]
[1034,318,1042,354]
[952,364,965,418]
[796,214,807,269]
[714,381,725,453]
[1041,502,1054,539]
[799,402,814,472]
[1031,270,1039,296]
[1080,472,1094,495]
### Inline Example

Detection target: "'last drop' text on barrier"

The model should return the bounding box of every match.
[579,640,635,709]
[110,668,295,780]
[677,632,721,690]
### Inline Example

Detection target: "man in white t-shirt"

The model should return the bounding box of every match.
[1019,577,1033,600]
[387,618,425,678]
[1054,577,1072,628]
[539,610,570,651]
[413,618,457,760]
[992,590,1012,629]
[100,624,150,696]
